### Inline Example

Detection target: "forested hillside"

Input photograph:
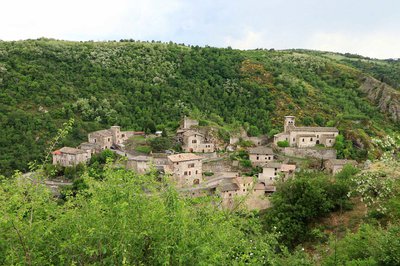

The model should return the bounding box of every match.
[0,39,399,175]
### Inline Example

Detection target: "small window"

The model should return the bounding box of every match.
[243,189,245,192]
[192,140,197,143]
[311,138,313,141]
[189,171,191,175]
[108,138,111,142]
[188,163,195,168]
[302,138,305,142]
[257,156,259,160]
[122,134,125,138]
[329,140,332,143]
[293,138,295,141]
[184,171,188,175]
[229,193,232,197]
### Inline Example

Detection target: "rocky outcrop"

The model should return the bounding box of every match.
[358,76,400,122]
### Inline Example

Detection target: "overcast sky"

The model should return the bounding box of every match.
[1,0,399,59]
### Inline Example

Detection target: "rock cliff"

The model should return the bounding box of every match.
[358,76,400,122]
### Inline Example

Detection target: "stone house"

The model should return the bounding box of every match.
[79,142,101,155]
[182,130,215,153]
[52,147,91,167]
[258,162,296,185]
[88,126,135,151]
[274,116,339,148]
[219,176,270,210]
[165,153,203,187]
[126,156,154,174]
[249,146,274,166]
[325,159,357,174]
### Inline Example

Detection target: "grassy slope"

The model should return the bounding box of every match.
[0,39,398,175]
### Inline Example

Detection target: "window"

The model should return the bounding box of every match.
[108,138,111,142]
[310,138,313,141]
[302,138,305,142]
[188,171,191,175]
[243,189,245,192]
[317,135,319,138]
[329,140,332,143]
[257,156,259,160]
[195,170,198,174]
[293,138,295,142]
[184,171,188,175]
[94,139,97,143]
[192,140,197,143]
[188,163,195,168]
[122,134,125,138]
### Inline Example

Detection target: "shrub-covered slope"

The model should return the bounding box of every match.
[0,39,399,175]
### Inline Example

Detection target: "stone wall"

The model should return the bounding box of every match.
[282,147,337,160]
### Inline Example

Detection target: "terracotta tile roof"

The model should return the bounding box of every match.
[168,153,203,162]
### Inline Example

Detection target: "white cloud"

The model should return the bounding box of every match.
[306,31,400,59]
[223,30,269,50]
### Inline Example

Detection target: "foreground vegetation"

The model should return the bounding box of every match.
[1,145,400,265]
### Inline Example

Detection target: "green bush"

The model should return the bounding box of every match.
[277,140,290,147]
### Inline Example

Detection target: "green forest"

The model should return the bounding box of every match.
[0,39,399,176]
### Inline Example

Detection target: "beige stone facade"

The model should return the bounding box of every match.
[52,147,91,167]
[182,130,215,153]
[325,159,357,174]
[249,146,274,166]
[165,153,203,187]
[259,162,296,185]
[88,126,135,151]
[219,176,270,210]
[274,116,339,148]
[126,156,153,174]
[181,116,199,130]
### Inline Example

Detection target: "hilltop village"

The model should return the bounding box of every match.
[52,116,357,210]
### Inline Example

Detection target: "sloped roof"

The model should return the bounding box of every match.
[57,147,87,155]
[219,182,240,192]
[249,146,274,155]
[168,153,202,162]
[183,130,204,137]
[289,126,339,133]
[89,129,113,137]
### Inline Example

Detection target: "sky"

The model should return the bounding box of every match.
[1,0,399,59]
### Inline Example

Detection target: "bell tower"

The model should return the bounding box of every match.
[284,116,295,133]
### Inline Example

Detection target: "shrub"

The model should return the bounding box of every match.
[277,140,289,147]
